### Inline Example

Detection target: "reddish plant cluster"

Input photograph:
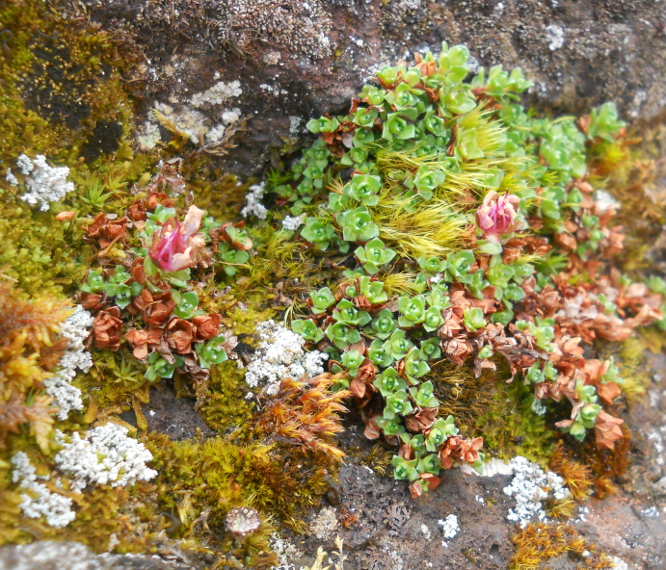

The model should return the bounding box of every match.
[79,186,239,396]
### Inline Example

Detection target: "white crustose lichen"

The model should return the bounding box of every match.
[281,214,305,231]
[144,77,243,149]
[545,24,565,51]
[11,451,76,529]
[9,154,75,211]
[43,305,94,420]
[240,181,268,220]
[462,455,572,528]
[242,320,328,396]
[438,514,459,540]
[55,423,157,492]
[190,79,242,107]
[502,456,570,528]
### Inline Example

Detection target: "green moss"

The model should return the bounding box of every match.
[0,448,148,552]
[82,349,153,412]
[199,360,255,434]
[475,380,553,467]
[2,19,665,562]
[0,194,88,296]
[148,433,331,537]
[0,0,154,299]
[0,0,135,164]
[181,161,250,222]
[0,472,24,546]
[223,301,276,336]
[69,148,156,217]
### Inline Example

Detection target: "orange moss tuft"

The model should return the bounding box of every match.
[254,373,351,462]
[581,424,631,499]
[549,443,594,502]
[0,282,72,451]
[510,523,613,570]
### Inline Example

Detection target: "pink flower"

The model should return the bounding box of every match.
[475,191,522,242]
[149,205,206,272]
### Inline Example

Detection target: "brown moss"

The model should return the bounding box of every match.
[549,443,594,503]
[588,432,631,499]
[358,443,394,477]
[559,421,631,500]
[510,523,613,570]
[254,373,351,462]
[432,361,496,437]
[546,497,577,521]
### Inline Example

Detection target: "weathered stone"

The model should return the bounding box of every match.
[79,0,666,177]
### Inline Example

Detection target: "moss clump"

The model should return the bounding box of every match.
[475,380,553,467]
[240,224,322,301]
[0,476,24,546]
[431,362,496,436]
[82,349,153,415]
[0,0,135,164]
[199,360,255,434]
[549,443,593,503]
[0,196,88,297]
[0,460,155,552]
[510,522,612,570]
[0,282,72,452]
[579,425,632,499]
[222,301,276,336]
[0,118,154,300]
[148,433,332,538]
[180,159,250,222]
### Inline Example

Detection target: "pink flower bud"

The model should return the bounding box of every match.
[475,191,522,242]
[149,205,205,272]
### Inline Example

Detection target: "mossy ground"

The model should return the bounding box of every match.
[0,2,337,561]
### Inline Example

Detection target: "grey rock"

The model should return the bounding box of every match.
[78,0,666,177]
[0,542,190,570]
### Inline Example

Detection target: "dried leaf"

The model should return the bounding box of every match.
[595,410,625,450]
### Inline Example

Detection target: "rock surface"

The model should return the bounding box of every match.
[80,0,666,176]
[0,541,191,570]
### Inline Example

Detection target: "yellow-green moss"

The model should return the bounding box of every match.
[82,349,153,413]
[475,380,553,467]
[617,337,650,402]
[0,0,135,164]
[0,195,88,296]
[199,360,255,434]
[148,433,331,536]
[0,444,154,552]
[223,301,276,337]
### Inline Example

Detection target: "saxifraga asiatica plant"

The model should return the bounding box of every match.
[259,42,664,498]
